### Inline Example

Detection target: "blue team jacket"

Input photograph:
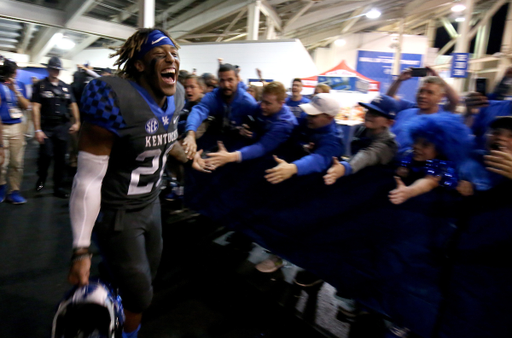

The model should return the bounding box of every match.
[292,118,344,176]
[238,105,297,162]
[185,86,257,133]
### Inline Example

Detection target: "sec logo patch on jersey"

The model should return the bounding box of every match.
[145,118,159,134]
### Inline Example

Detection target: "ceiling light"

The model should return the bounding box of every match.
[455,17,465,22]
[451,4,466,12]
[335,38,346,46]
[366,9,381,19]
[56,38,76,50]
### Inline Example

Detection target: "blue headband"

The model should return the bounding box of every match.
[136,30,175,59]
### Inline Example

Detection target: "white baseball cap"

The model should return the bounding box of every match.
[299,93,340,117]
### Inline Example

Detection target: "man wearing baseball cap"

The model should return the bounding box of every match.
[32,56,80,198]
[324,95,398,185]
[265,93,343,184]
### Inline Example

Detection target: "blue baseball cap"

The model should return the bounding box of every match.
[358,95,397,119]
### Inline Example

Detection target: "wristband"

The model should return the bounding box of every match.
[72,246,90,254]
[35,129,42,133]
[70,253,93,264]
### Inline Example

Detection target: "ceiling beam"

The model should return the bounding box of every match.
[0,0,135,40]
[182,32,242,38]
[467,0,507,41]
[17,23,35,54]
[63,0,97,26]
[260,0,282,31]
[314,5,372,49]
[224,33,248,42]
[29,27,63,63]
[111,2,139,23]
[63,35,101,59]
[164,0,226,30]
[440,17,458,39]
[301,13,398,47]
[404,0,452,16]
[283,1,315,32]
[284,1,375,33]
[66,2,143,59]
[168,0,252,39]
[217,8,247,42]
[341,5,370,34]
[155,0,196,24]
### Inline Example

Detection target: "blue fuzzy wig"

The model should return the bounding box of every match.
[403,113,473,165]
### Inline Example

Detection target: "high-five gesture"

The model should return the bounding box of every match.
[182,131,197,160]
[192,149,214,173]
[265,155,298,184]
[205,141,238,169]
[323,157,345,185]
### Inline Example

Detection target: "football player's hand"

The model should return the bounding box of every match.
[183,132,197,160]
[68,256,91,286]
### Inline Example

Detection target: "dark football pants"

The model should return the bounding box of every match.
[94,200,163,313]
[37,122,70,190]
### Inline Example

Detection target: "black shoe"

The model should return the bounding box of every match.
[53,188,70,198]
[35,179,45,192]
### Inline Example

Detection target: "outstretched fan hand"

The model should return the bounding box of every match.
[389,176,411,205]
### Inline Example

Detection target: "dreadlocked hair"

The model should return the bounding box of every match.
[110,27,180,80]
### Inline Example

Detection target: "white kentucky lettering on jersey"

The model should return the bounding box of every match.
[145,129,179,148]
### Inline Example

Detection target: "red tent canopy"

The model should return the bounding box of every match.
[302,60,380,91]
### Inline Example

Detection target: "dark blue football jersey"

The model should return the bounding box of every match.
[80,77,185,209]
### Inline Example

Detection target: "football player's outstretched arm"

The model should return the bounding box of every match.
[68,123,114,286]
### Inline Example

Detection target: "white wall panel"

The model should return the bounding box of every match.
[73,39,318,89]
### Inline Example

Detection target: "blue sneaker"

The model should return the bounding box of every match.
[6,191,27,205]
[0,184,6,203]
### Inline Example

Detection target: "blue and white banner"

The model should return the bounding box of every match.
[450,53,469,78]
[356,50,423,102]
[317,75,369,94]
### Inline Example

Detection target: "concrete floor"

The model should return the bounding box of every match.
[0,141,350,338]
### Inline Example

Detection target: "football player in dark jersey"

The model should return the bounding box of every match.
[67,28,208,338]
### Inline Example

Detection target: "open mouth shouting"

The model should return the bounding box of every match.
[160,67,176,85]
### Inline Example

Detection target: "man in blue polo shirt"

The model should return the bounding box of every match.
[285,78,310,117]
[204,81,297,168]
[182,63,258,159]
[265,93,343,183]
